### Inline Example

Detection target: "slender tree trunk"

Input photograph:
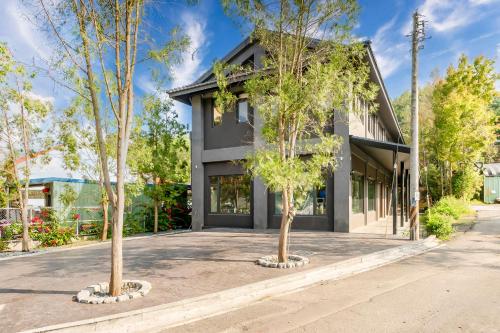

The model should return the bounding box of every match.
[2,105,30,251]
[19,86,32,252]
[153,199,159,233]
[278,188,291,263]
[101,197,109,241]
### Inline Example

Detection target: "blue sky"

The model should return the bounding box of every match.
[1,0,499,129]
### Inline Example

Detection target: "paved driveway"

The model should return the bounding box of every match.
[165,208,500,333]
[0,228,406,332]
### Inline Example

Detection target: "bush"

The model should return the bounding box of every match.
[0,239,9,251]
[1,222,23,241]
[426,213,454,240]
[452,166,482,201]
[430,196,472,220]
[30,221,74,247]
[123,218,145,237]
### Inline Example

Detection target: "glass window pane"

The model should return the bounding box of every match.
[368,180,376,211]
[352,174,364,214]
[274,192,283,214]
[219,175,250,214]
[315,186,327,215]
[213,105,222,126]
[235,175,251,214]
[295,190,314,215]
[209,177,218,213]
[238,100,248,123]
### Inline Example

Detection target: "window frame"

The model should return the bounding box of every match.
[236,98,249,124]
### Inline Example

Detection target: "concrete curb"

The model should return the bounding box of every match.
[20,236,440,333]
[0,230,192,262]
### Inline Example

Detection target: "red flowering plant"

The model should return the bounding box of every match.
[29,209,74,247]
[72,213,80,221]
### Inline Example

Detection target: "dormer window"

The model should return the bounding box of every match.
[237,99,249,123]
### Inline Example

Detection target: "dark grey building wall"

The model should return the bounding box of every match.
[203,98,254,150]
[191,96,204,231]
[333,109,351,232]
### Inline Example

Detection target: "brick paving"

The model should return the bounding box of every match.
[0,228,407,332]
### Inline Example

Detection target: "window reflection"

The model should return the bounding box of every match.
[274,184,327,216]
[352,174,364,214]
[237,100,249,123]
[213,105,222,126]
[209,175,251,214]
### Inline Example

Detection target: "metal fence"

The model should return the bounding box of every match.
[1,208,20,223]
[0,206,147,237]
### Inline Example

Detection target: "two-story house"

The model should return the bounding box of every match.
[168,37,411,234]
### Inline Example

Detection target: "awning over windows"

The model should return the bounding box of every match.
[349,135,410,172]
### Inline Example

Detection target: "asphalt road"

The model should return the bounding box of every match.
[165,208,500,333]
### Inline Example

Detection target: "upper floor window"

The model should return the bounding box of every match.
[212,104,222,127]
[237,99,249,123]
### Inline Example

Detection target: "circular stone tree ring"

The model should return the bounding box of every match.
[75,280,151,304]
[256,255,309,268]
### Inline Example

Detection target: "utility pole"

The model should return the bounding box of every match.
[409,10,427,241]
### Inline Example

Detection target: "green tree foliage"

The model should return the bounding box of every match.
[0,42,53,251]
[433,55,497,198]
[34,0,191,295]
[128,95,190,233]
[217,0,377,263]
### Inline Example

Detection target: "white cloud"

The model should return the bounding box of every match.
[26,91,55,106]
[171,12,209,88]
[371,16,409,78]
[1,0,50,61]
[417,0,499,33]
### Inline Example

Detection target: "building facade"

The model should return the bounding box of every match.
[169,37,411,233]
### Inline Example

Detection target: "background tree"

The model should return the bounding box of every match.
[217,0,377,263]
[128,95,190,233]
[0,43,53,251]
[36,0,189,296]
[432,55,497,198]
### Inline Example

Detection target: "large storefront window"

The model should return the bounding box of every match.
[368,180,376,211]
[274,185,327,216]
[352,174,364,214]
[209,175,251,214]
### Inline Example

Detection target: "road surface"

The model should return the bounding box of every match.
[165,208,500,333]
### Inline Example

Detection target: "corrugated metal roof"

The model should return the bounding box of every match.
[29,177,98,185]
[483,163,500,177]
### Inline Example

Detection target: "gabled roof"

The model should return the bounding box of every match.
[168,36,405,143]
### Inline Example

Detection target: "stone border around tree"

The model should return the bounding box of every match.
[256,254,310,268]
[75,280,151,304]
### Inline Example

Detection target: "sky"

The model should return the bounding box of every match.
[1,0,499,130]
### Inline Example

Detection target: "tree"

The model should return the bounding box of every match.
[0,43,53,251]
[432,55,497,198]
[129,95,190,233]
[217,0,377,263]
[36,0,189,296]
